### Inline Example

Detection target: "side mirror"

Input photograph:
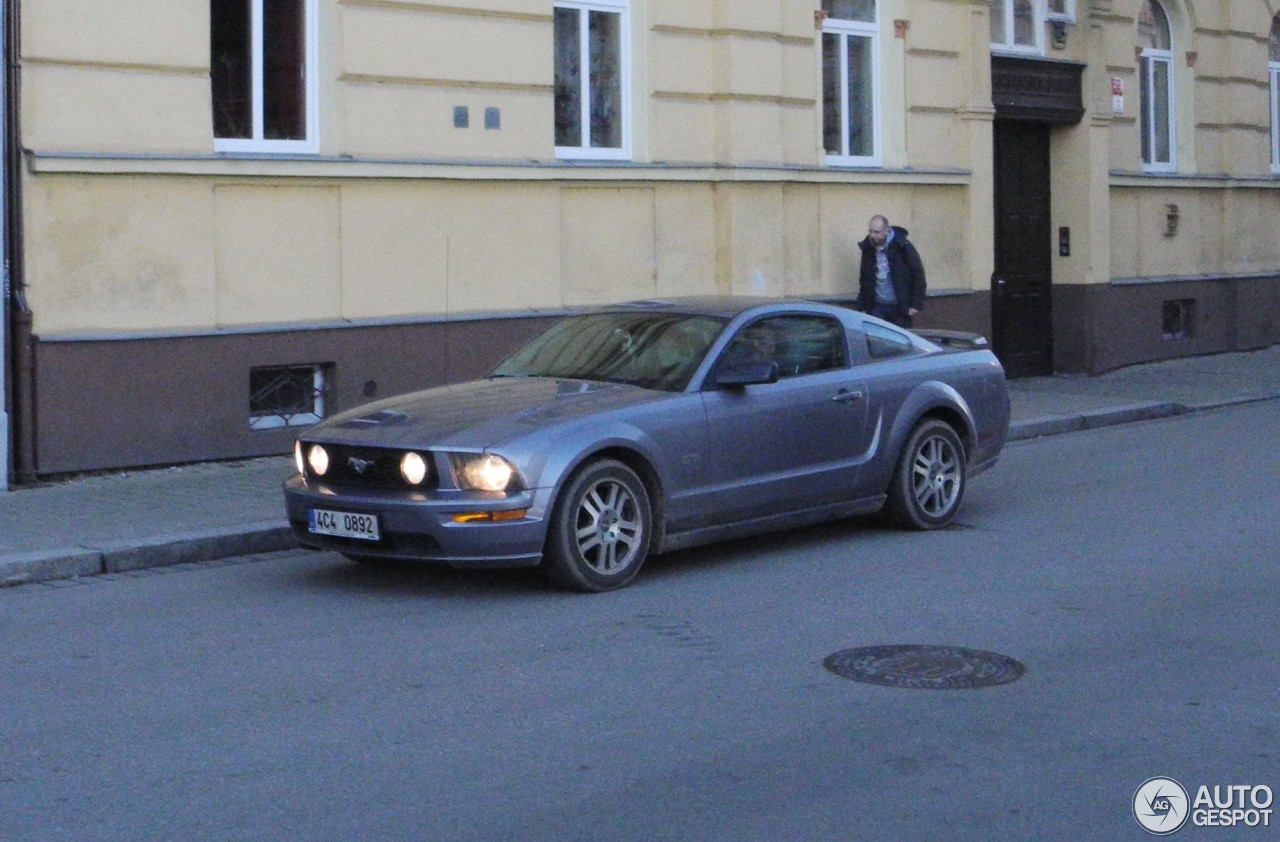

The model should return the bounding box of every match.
[714,361,779,389]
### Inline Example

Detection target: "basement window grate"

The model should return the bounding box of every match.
[250,364,328,430]
[1162,299,1195,341]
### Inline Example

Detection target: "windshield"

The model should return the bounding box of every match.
[492,312,727,392]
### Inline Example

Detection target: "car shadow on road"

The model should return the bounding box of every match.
[627,513,890,582]
[287,509,962,597]
[295,552,555,599]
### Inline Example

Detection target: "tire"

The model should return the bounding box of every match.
[885,419,966,530]
[542,459,653,592]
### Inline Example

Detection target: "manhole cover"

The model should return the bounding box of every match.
[823,644,1025,690]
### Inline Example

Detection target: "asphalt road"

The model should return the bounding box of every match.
[3,402,1278,841]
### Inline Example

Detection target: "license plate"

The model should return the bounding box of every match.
[308,509,381,541]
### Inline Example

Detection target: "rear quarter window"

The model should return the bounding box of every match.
[864,323,916,360]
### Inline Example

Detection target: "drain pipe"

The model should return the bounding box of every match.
[2,0,28,487]
[0,0,10,491]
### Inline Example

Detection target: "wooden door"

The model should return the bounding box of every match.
[992,121,1053,377]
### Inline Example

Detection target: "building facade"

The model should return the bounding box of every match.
[3,0,1279,479]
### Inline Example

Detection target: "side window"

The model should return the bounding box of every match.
[864,322,915,359]
[212,0,318,154]
[821,1,879,165]
[721,315,848,379]
[555,0,631,160]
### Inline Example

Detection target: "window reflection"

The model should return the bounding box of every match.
[211,0,251,139]
[1138,0,1171,49]
[494,313,726,393]
[990,0,1007,43]
[1012,0,1035,45]
[823,0,875,23]
[263,0,306,140]
[588,11,622,149]
[554,7,582,147]
[846,35,874,157]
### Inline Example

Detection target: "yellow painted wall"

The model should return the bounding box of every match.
[25,171,984,335]
[24,178,217,332]
[17,0,1280,339]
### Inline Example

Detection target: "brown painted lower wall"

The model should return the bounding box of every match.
[31,315,556,476]
[26,277,1280,475]
[1054,274,1280,374]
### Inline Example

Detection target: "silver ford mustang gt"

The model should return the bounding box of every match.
[284,297,1010,591]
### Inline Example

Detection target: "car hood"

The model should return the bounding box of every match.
[307,377,670,449]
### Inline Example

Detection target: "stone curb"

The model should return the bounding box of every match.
[0,521,295,588]
[0,548,104,588]
[1007,392,1280,442]
[100,521,296,573]
[1007,401,1184,442]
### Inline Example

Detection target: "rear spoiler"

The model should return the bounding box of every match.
[913,329,991,350]
[796,297,992,350]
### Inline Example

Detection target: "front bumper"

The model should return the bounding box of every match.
[283,474,549,567]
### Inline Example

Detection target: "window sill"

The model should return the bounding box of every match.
[555,147,633,162]
[215,139,319,156]
[1109,171,1280,188]
[990,46,1045,59]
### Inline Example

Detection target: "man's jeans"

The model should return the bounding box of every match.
[870,300,913,329]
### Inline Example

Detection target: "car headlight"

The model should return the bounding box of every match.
[400,451,430,486]
[294,440,305,475]
[306,443,330,477]
[451,453,520,492]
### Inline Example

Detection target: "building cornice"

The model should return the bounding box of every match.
[1109,171,1280,188]
[338,0,550,24]
[26,151,973,186]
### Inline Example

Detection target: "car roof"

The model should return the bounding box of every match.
[590,295,838,320]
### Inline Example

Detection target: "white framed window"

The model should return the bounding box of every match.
[822,1,880,166]
[554,0,631,160]
[1138,0,1175,172]
[211,0,319,154]
[991,0,1043,54]
[1046,0,1076,23]
[1269,16,1279,172]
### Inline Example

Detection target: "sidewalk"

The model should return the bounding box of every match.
[4,343,1279,587]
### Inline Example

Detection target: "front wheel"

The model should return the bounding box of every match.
[886,419,966,530]
[542,459,653,592]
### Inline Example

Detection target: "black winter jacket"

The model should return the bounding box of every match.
[855,226,927,318]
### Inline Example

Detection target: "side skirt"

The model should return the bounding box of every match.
[657,495,887,555]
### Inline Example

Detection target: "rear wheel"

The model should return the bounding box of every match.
[886,419,966,529]
[542,459,652,592]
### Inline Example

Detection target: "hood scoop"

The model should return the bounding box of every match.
[338,409,410,429]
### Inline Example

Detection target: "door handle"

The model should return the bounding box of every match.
[832,389,864,404]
